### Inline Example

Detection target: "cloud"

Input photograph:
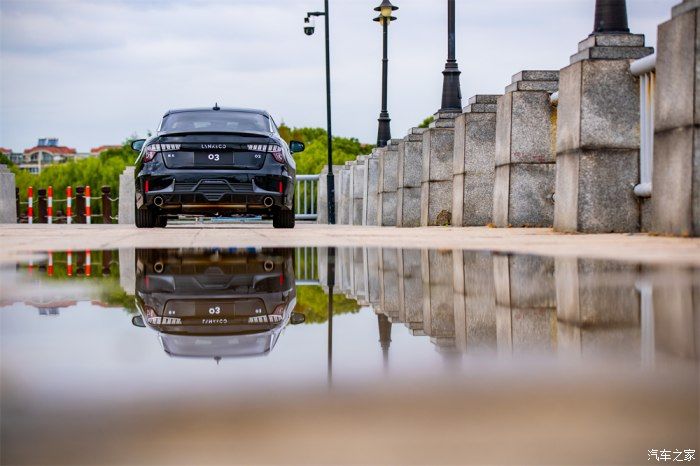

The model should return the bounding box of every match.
[0,0,677,152]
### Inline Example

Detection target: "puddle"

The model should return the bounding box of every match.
[1,247,698,465]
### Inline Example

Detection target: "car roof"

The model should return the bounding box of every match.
[163,107,270,118]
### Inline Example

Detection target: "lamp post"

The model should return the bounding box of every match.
[304,2,336,224]
[593,0,629,34]
[373,0,398,148]
[440,0,462,111]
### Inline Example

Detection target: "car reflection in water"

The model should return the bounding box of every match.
[131,248,305,359]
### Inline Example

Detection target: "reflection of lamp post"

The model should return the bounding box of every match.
[377,313,392,371]
[373,1,398,147]
[327,247,336,387]
[593,0,629,34]
[304,2,336,224]
[439,0,462,111]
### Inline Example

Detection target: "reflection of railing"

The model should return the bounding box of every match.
[295,247,319,285]
[295,175,319,221]
[631,54,656,198]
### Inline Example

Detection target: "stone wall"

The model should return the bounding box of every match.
[118,166,135,225]
[363,152,380,226]
[377,142,399,226]
[397,129,425,227]
[351,157,366,225]
[0,165,17,223]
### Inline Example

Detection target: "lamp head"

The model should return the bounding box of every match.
[304,16,315,36]
[374,0,398,18]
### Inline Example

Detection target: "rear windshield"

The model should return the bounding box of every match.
[160,111,270,133]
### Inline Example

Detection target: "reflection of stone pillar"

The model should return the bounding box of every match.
[453,250,497,353]
[397,129,425,227]
[366,247,382,308]
[493,71,559,228]
[652,265,697,360]
[555,257,640,359]
[352,247,367,305]
[398,249,424,335]
[452,96,500,226]
[494,254,557,355]
[652,1,700,236]
[379,248,400,320]
[378,313,392,368]
[421,112,461,226]
[118,248,135,296]
[363,152,380,226]
[422,249,456,349]
[378,142,399,226]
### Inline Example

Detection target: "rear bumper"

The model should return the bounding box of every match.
[136,170,294,214]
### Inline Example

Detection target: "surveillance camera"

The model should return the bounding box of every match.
[304,26,315,36]
[304,17,315,36]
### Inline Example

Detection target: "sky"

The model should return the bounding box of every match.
[0,0,678,152]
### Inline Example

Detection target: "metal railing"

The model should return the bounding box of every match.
[295,174,319,221]
[295,247,320,286]
[631,53,656,198]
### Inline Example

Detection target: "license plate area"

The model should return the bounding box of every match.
[194,152,234,167]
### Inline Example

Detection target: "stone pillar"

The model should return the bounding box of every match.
[421,111,461,226]
[652,1,700,236]
[453,250,497,354]
[397,128,425,227]
[338,163,352,225]
[493,71,559,228]
[554,34,653,232]
[493,253,557,355]
[379,248,400,320]
[377,142,399,226]
[0,165,17,223]
[422,249,456,350]
[452,95,500,226]
[351,157,366,226]
[118,166,135,225]
[317,165,342,224]
[363,151,380,226]
[397,249,424,335]
[555,257,640,359]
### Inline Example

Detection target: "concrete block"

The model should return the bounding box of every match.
[366,247,381,306]
[452,100,499,226]
[421,121,456,226]
[377,145,400,226]
[363,154,380,226]
[351,158,366,225]
[118,248,135,295]
[397,186,421,228]
[352,247,367,304]
[493,163,555,227]
[118,166,135,225]
[397,129,425,228]
[0,165,17,223]
[555,149,640,233]
[673,0,700,17]
[380,191,397,226]
[337,165,351,225]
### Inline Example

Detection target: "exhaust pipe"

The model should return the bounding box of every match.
[153,262,164,274]
[153,196,164,207]
[263,197,274,208]
[263,260,274,272]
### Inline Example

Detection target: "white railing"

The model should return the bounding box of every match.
[295,174,319,221]
[631,53,656,198]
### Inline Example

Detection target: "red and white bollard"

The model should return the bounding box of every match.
[85,185,91,224]
[67,250,73,277]
[85,250,92,277]
[47,186,53,224]
[48,251,54,277]
[66,186,73,224]
[27,186,33,224]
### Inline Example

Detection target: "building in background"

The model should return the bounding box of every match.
[90,145,120,156]
[17,138,79,174]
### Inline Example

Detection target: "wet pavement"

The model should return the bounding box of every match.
[1,246,699,465]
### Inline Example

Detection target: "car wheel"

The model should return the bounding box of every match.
[272,208,295,229]
[155,215,168,228]
[135,203,158,228]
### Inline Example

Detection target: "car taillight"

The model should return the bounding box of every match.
[144,143,181,163]
[248,144,286,163]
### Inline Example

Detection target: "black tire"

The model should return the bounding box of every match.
[135,203,158,228]
[272,209,295,229]
[155,215,168,228]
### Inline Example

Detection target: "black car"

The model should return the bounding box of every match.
[131,248,305,359]
[130,106,304,228]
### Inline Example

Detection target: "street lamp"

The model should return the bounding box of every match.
[373,0,398,148]
[440,0,462,111]
[593,0,629,34]
[304,2,336,224]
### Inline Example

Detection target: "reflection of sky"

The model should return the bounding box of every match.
[1,301,446,406]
